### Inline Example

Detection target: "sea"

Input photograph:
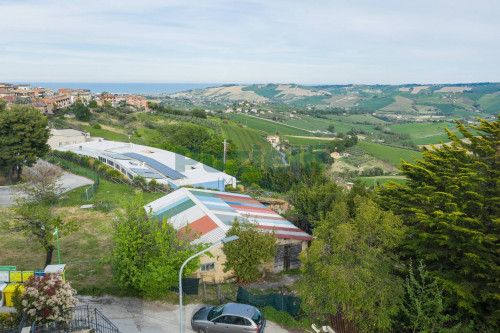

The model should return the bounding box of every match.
[13,82,223,94]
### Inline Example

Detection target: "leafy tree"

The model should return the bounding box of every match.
[327,124,335,132]
[191,109,207,118]
[88,100,98,108]
[73,100,91,121]
[15,162,63,205]
[223,221,277,282]
[287,181,344,233]
[111,195,204,297]
[298,197,404,332]
[400,260,464,333]
[0,105,50,183]
[1,204,77,267]
[239,165,262,185]
[378,115,500,327]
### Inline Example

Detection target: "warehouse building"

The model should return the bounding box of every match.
[56,140,236,191]
[145,188,312,282]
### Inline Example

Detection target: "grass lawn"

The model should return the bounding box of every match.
[357,142,422,166]
[82,126,129,141]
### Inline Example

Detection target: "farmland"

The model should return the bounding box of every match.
[231,114,310,136]
[356,141,422,166]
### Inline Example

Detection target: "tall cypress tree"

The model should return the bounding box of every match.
[379,114,499,327]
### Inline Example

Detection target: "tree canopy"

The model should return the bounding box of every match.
[111,195,205,297]
[298,196,404,331]
[0,105,50,183]
[222,220,277,282]
[379,114,500,327]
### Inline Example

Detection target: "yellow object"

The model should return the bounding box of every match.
[22,271,34,282]
[9,271,22,283]
[4,283,24,307]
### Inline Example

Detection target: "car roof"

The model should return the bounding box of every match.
[221,303,256,318]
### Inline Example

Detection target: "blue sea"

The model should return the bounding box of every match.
[13,82,223,94]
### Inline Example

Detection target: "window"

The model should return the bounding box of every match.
[200,262,215,272]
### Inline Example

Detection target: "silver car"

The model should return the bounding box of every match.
[191,303,266,333]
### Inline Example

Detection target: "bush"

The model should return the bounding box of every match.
[93,123,102,129]
[22,274,77,324]
[106,169,122,178]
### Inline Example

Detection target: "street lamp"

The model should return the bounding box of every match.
[179,235,239,333]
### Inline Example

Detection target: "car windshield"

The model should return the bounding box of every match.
[208,305,225,321]
[251,308,263,325]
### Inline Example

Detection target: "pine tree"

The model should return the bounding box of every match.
[379,115,500,327]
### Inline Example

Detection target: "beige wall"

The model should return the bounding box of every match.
[192,239,308,282]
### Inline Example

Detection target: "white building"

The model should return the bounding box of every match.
[56,140,236,191]
[47,129,91,148]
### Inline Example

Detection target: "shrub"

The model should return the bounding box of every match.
[22,274,77,324]
[106,169,122,178]
[92,123,102,129]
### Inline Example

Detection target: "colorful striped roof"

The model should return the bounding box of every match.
[146,188,312,244]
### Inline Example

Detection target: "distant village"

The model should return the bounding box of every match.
[0,82,147,115]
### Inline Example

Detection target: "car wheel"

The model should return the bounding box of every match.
[198,329,208,333]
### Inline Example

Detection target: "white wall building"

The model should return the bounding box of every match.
[56,140,236,191]
[48,129,91,148]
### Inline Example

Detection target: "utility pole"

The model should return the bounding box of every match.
[223,139,227,164]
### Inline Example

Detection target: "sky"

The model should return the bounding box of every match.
[0,0,499,84]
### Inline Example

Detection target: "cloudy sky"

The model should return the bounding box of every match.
[0,0,499,84]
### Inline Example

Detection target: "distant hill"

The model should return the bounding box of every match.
[169,82,500,119]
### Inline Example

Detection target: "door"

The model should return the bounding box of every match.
[283,245,291,271]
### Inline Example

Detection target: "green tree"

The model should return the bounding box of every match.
[15,162,63,205]
[73,100,91,121]
[89,100,98,108]
[400,260,464,333]
[239,165,262,185]
[287,181,344,233]
[0,105,50,183]
[298,197,404,332]
[111,195,204,297]
[222,221,277,282]
[379,115,500,327]
[191,109,207,119]
[1,203,78,267]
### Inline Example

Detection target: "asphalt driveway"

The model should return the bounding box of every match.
[77,295,292,333]
[0,163,93,207]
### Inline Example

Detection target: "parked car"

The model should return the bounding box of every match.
[191,302,266,333]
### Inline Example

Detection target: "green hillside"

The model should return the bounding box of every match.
[357,141,422,166]
[222,124,271,151]
[232,114,310,136]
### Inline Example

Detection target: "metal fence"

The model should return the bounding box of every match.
[0,305,120,333]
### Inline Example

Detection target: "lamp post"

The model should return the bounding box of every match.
[179,235,239,333]
[53,227,61,265]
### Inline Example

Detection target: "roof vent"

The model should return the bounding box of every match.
[79,145,82,150]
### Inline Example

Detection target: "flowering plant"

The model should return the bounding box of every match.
[22,274,77,324]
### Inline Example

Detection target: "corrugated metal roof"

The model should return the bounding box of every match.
[146,188,312,244]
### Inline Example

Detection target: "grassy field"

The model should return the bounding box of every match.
[0,205,116,294]
[359,96,395,110]
[356,176,407,186]
[232,114,310,136]
[478,93,500,114]
[82,126,129,142]
[389,122,458,137]
[282,136,332,146]
[357,141,422,166]
[221,124,273,156]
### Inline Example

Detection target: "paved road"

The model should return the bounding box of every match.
[0,165,93,207]
[77,295,291,333]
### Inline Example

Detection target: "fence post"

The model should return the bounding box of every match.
[203,282,207,303]
[217,284,222,305]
